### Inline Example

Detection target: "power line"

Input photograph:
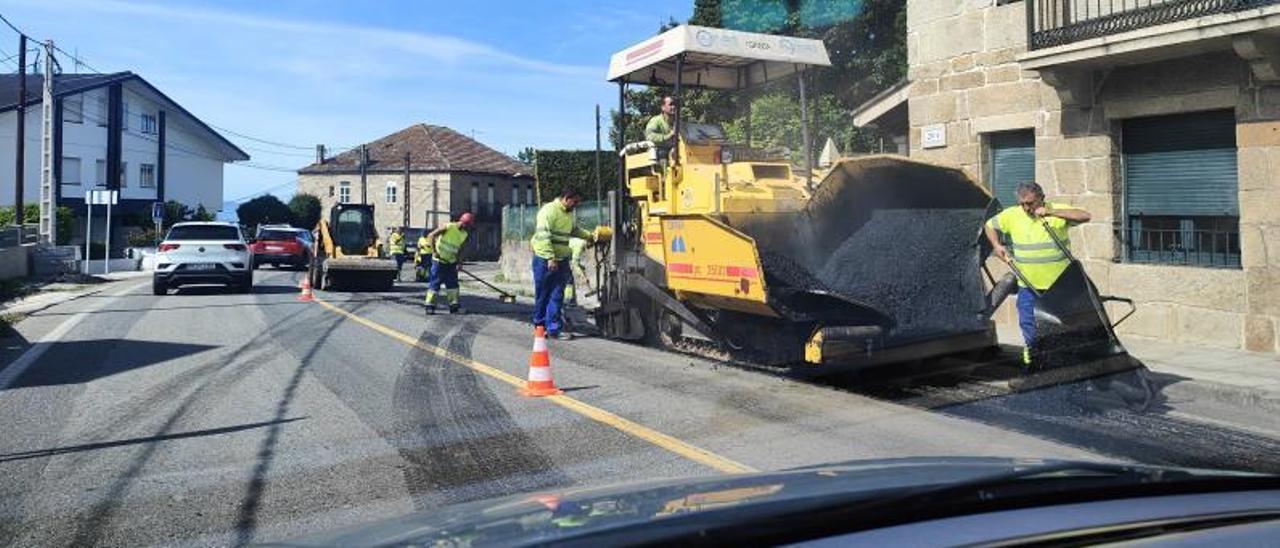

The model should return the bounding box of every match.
[225,179,299,204]
[205,123,314,150]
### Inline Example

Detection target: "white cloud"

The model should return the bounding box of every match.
[41,0,598,77]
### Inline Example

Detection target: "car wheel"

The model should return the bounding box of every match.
[152,277,167,296]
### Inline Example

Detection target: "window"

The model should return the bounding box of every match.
[140,163,155,188]
[122,102,129,130]
[487,183,495,215]
[339,181,351,203]
[1122,110,1239,268]
[64,95,83,124]
[140,114,157,135]
[96,160,106,185]
[61,157,82,185]
[526,184,534,205]
[385,182,397,204]
[166,225,241,241]
[97,95,108,127]
[470,182,480,213]
[119,161,128,187]
[985,130,1035,208]
[511,185,519,206]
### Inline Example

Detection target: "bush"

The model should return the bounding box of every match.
[127,228,160,248]
[0,204,40,226]
[533,150,619,204]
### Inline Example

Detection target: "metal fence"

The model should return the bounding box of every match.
[1115,220,1241,268]
[502,201,608,242]
[1027,0,1280,50]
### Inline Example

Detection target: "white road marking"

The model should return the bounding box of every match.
[0,281,149,389]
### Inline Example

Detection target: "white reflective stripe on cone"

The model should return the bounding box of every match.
[533,338,547,352]
[528,366,552,382]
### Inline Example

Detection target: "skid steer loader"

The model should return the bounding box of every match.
[310,203,398,291]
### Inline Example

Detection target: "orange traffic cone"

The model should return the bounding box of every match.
[297,277,314,302]
[521,326,562,397]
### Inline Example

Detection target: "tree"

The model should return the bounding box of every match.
[288,193,322,229]
[162,200,193,229]
[192,204,216,222]
[516,147,536,166]
[236,195,293,233]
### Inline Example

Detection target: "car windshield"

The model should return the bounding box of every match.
[258,229,301,241]
[3,2,1277,547]
[166,225,241,241]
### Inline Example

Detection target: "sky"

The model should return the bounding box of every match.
[1,0,692,212]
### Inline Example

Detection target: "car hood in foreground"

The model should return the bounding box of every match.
[266,456,1268,547]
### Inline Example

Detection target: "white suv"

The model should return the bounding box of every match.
[153,222,254,295]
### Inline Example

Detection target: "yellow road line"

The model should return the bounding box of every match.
[312,297,757,474]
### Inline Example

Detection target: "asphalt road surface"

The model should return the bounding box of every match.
[1,267,1276,546]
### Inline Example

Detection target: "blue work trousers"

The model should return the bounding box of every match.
[532,256,568,335]
[1016,286,1038,347]
[429,260,458,291]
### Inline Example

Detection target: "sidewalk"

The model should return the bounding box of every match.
[997,324,1280,413]
[0,271,150,318]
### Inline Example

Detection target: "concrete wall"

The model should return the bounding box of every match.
[0,244,30,280]
[499,239,601,293]
[906,0,1280,353]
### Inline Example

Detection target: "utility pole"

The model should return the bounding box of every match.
[402,151,410,228]
[14,35,27,227]
[594,104,602,222]
[359,144,368,204]
[38,39,57,245]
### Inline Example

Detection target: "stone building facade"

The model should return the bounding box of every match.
[297,124,533,260]
[875,0,1280,353]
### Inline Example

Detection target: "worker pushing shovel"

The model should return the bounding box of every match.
[984,182,1153,409]
[423,213,475,315]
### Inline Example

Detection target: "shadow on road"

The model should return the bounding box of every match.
[7,339,218,389]
[0,417,306,463]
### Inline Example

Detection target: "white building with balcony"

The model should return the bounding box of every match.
[0,71,248,248]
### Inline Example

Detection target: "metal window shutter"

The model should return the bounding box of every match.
[1123,110,1238,216]
[988,130,1036,208]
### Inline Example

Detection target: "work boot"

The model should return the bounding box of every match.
[425,304,436,315]
[449,304,463,314]
[553,331,573,341]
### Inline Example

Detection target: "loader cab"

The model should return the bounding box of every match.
[330,204,380,257]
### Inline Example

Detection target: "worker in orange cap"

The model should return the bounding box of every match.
[424,212,475,314]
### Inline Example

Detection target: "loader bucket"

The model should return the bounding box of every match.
[725,156,994,347]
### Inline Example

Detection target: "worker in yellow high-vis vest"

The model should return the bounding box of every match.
[424,213,475,315]
[414,231,433,283]
[531,188,611,340]
[984,182,1091,367]
[388,227,407,281]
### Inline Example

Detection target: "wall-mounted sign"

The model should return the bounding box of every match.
[921,124,947,149]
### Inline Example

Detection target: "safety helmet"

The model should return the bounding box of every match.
[458,212,475,228]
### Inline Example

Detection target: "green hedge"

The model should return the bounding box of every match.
[534,150,618,203]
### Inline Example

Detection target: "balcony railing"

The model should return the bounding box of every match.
[1028,0,1280,50]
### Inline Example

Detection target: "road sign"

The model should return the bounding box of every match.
[152,201,164,222]
[86,189,118,205]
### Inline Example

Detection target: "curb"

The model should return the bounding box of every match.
[1158,375,1280,414]
[0,276,140,318]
